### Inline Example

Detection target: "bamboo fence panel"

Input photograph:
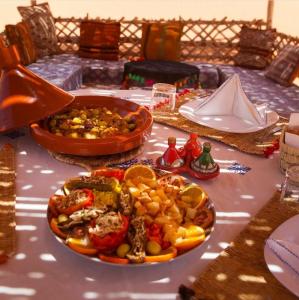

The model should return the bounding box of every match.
[53,17,299,64]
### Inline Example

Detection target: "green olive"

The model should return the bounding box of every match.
[116,243,131,258]
[146,241,162,256]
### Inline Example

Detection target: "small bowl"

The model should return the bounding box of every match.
[30,95,153,156]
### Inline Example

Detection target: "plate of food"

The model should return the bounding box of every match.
[47,165,215,265]
[30,95,153,156]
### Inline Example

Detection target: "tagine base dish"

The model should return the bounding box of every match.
[48,145,144,171]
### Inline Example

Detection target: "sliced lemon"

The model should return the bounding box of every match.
[180,184,207,208]
[124,165,156,181]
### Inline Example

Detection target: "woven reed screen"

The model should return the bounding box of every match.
[54,17,299,63]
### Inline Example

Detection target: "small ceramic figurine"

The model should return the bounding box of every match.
[158,136,184,168]
[191,142,218,174]
[179,133,202,166]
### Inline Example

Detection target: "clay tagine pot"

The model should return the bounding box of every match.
[0,45,74,133]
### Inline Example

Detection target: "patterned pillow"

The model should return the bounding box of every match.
[5,21,37,65]
[234,26,276,69]
[17,2,58,58]
[265,45,299,86]
[79,20,120,60]
[141,22,183,61]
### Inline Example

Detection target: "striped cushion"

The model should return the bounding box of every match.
[17,2,58,58]
[265,46,299,86]
[79,21,120,61]
[141,22,183,61]
[5,21,37,65]
[234,26,276,69]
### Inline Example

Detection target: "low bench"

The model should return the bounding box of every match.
[26,53,299,118]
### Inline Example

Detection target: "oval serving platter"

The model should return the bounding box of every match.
[47,166,216,266]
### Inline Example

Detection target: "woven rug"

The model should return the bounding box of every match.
[191,191,299,300]
[153,91,289,156]
[49,144,144,171]
[0,144,16,261]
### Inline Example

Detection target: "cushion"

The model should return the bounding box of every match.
[265,45,299,86]
[17,2,59,58]
[141,22,183,61]
[234,26,276,69]
[5,21,37,65]
[79,20,120,61]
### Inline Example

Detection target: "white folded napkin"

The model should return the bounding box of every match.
[266,238,299,276]
[194,74,265,125]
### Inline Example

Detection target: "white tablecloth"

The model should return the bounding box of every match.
[0,89,284,300]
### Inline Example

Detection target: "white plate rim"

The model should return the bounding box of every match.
[178,98,279,133]
[264,214,299,297]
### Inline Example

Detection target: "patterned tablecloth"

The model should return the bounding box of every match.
[0,89,288,300]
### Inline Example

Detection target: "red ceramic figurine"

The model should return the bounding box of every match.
[157,136,184,168]
[156,133,219,180]
[179,133,202,166]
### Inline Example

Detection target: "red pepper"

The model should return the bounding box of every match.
[146,223,170,250]
[89,215,129,252]
[92,168,125,181]
[50,189,94,216]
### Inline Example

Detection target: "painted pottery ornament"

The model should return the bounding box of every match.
[191,142,218,174]
[158,136,184,168]
[179,133,202,166]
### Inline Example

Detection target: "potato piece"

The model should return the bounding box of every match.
[146,201,160,216]
[149,190,157,198]
[151,194,160,201]
[129,186,141,198]
[156,188,168,202]
[142,178,157,189]
[155,215,172,225]
[137,183,150,192]
[136,205,147,216]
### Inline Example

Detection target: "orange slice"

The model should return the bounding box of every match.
[67,238,98,256]
[144,247,177,263]
[50,218,67,239]
[180,184,207,208]
[175,234,206,252]
[124,165,156,181]
[99,254,129,264]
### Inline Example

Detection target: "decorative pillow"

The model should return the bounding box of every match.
[17,2,59,58]
[79,20,120,61]
[265,45,299,86]
[5,21,37,65]
[141,22,183,61]
[234,26,276,69]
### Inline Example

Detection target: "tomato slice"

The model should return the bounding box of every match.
[51,189,94,216]
[89,215,129,252]
[92,168,124,181]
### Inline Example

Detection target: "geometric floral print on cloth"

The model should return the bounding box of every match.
[5,21,37,65]
[265,45,299,86]
[79,20,120,61]
[17,2,59,58]
[141,22,183,61]
[234,26,276,69]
